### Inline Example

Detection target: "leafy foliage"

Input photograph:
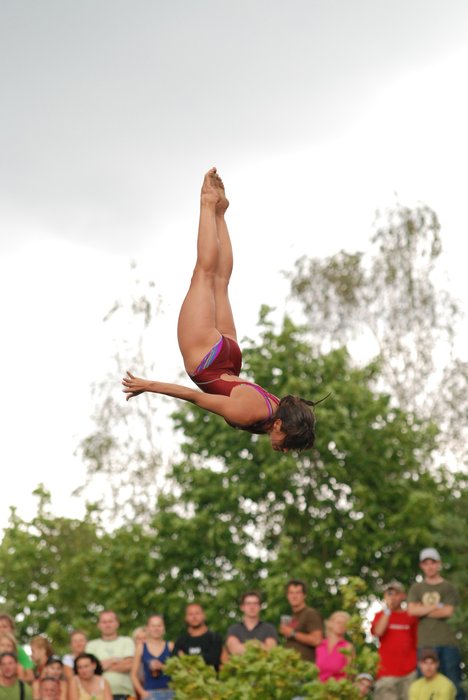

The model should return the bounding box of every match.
[165,644,317,700]
[1,204,466,678]
[165,580,377,699]
[76,265,166,523]
[289,202,467,463]
[1,315,465,664]
[152,312,442,620]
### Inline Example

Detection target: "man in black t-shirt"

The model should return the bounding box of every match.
[173,604,222,671]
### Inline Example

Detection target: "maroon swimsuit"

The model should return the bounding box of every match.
[189,335,279,432]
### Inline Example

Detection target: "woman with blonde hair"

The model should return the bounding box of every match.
[0,632,32,682]
[315,611,354,682]
[131,615,174,700]
[30,636,54,679]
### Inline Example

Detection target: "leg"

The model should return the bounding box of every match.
[177,168,223,373]
[398,671,416,699]
[213,175,237,340]
[373,676,399,700]
[437,646,466,700]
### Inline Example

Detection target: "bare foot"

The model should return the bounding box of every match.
[200,167,220,206]
[214,172,229,215]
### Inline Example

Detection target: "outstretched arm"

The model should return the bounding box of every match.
[122,372,260,426]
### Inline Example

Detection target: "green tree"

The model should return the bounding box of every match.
[0,486,103,647]
[77,264,166,523]
[0,487,162,649]
[145,312,459,632]
[165,579,377,700]
[165,644,317,700]
[289,202,467,464]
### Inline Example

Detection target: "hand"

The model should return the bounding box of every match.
[101,658,116,670]
[383,592,394,609]
[279,623,294,638]
[149,660,163,671]
[122,371,150,400]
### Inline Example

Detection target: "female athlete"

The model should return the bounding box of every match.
[122,168,318,452]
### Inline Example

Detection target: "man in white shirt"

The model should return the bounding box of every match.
[87,611,135,700]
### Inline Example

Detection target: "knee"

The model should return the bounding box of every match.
[214,273,230,292]
[191,266,216,285]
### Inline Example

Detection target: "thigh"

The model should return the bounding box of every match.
[177,270,222,373]
[437,646,464,693]
[397,671,417,699]
[213,277,237,341]
[148,691,175,700]
[374,676,400,700]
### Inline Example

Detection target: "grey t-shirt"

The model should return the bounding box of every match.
[407,579,459,647]
[226,620,278,644]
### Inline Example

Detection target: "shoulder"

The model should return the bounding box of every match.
[226,623,244,638]
[407,582,423,599]
[116,636,135,653]
[254,622,278,641]
[440,579,458,594]
[227,393,269,426]
[23,682,33,700]
[371,610,383,626]
[173,634,189,647]
[435,673,457,690]
[259,621,277,634]
[302,607,323,626]
[86,639,100,651]
[410,677,424,690]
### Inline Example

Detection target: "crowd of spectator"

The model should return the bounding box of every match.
[0,548,464,700]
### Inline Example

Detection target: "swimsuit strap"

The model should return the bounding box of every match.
[248,383,279,418]
[230,380,279,419]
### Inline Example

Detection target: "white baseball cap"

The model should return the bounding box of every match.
[419,547,441,562]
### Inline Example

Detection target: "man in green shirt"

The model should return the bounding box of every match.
[408,548,465,700]
[409,649,456,700]
[0,653,32,700]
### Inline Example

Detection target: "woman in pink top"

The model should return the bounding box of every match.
[315,611,353,683]
[122,168,323,453]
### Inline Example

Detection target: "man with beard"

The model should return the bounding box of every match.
[172,604,222,671]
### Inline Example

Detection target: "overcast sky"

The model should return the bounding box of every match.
[1,0,468,527]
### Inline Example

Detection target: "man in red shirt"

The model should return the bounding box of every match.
[371,580,418,700]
